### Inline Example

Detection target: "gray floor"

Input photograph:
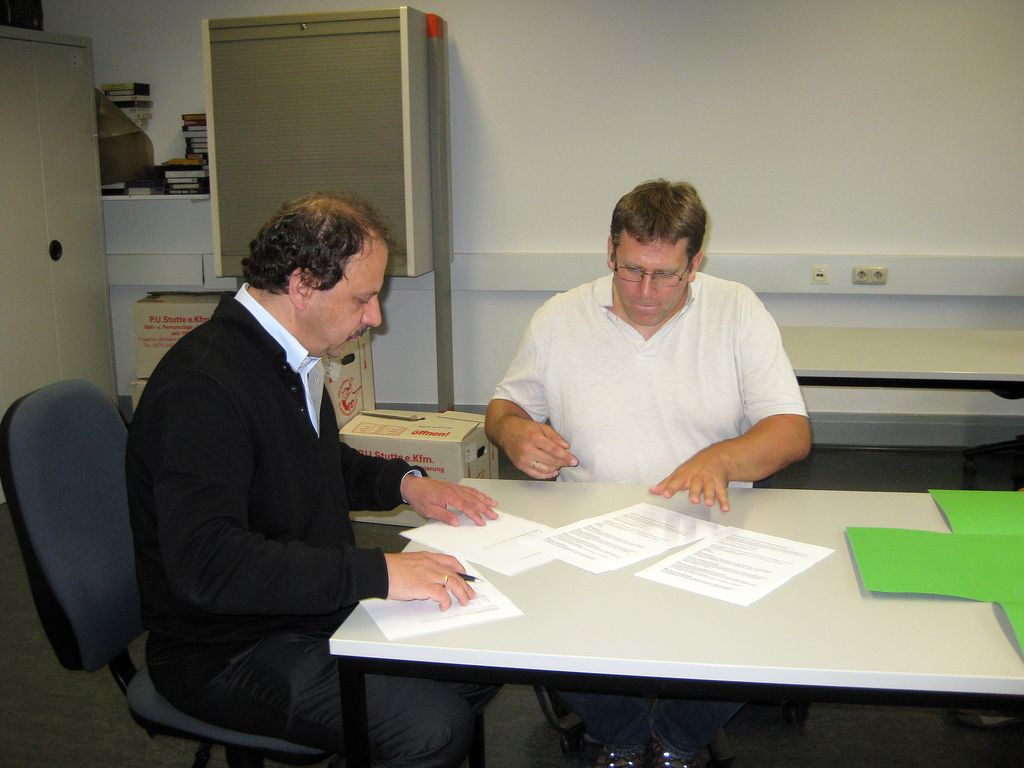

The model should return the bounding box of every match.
[1,446,1022,767]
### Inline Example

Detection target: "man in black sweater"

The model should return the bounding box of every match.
[127,191,498,767]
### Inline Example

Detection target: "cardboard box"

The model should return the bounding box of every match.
[132,339,373,422]
[342,409,499,526]
[340,410,499,482]
[324,333,375,429]
[133,292,222,377]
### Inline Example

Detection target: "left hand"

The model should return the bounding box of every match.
[401,475,499,526]
[648,415,812,513]
[649,449,733,512]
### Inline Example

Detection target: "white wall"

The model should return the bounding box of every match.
[47,0,1024,435]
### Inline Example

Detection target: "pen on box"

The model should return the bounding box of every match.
[456,572,483,583]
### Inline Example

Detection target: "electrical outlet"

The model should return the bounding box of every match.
[810,265,829,284]
[852,265,888,285]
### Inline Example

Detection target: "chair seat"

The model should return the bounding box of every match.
[127,666,329,759]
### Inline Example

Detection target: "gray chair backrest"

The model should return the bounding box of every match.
[0,379,142,672]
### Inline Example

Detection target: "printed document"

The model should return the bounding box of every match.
[637,528,833,606]
[401,510,556,576]
[524,503,725,574]
[360,563,523,640]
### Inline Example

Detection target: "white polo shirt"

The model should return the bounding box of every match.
[492,273,807,485]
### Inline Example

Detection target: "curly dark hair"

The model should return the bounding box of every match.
[243,191,398,293]
[610,179,706,263]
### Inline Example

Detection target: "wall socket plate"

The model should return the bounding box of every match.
[810,265,829,284]
[853,265,888,284]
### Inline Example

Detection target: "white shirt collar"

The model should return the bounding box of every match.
[235,284,324,433]
[234,284,318,373]
[597,271,700,328]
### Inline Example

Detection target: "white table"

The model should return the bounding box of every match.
[332,479,1024,765]
[779,326,1024,393]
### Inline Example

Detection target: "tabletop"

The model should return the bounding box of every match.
[778,327,1024,388]
[331,480,1024,699]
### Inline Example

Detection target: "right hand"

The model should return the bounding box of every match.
[384,551,476,610]
[496,415,578,479]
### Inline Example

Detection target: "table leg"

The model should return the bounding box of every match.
[339,659,372,767]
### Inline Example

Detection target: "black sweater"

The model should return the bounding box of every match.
[126,295,412,698]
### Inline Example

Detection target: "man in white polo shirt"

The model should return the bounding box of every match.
[485,179,811,768]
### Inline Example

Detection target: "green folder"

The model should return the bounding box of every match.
[929,489,1024,535]
[846,490,1024,653]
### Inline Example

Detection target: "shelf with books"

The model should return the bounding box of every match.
[100,81,151,129]
[102,194,210,202]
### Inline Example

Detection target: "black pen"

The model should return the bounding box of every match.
[456,572,483,583]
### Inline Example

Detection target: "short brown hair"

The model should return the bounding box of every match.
[610,179,706,262]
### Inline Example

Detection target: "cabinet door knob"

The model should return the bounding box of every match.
[49,240,63,261]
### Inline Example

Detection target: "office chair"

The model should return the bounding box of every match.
[963,434,1024,490]
[963,433,1024,490]
[961,387,1024,490]
[0,379,330,768]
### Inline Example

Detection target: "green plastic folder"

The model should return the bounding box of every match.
[929,489,1024,535]
[846,490,1024,653]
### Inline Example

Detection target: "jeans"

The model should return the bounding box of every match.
[557,691,742,757]
[170,631,498,768]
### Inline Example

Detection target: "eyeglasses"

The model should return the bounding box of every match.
[612,263,688,288]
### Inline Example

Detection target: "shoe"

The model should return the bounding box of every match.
[593,746,647,767]
[649,739,705,768]
[953,708,1023,728]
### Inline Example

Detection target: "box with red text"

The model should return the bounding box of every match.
[324,333,375,429]
[339,409,498,482]
[132,292,222,377]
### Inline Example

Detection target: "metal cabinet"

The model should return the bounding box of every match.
[203,6,452,279]
[0,28,116,431]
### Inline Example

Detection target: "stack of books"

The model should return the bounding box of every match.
[101,178,164,197]
[101,82,152,128]
[158,158,209,195]
[182,113,208,161]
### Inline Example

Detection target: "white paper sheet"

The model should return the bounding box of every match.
[524,503,725,574]
[360,563,523,640]
[400,510,556,576]
[636,528,834,606]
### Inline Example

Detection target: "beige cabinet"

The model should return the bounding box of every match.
[203,7,451,279]
[0,28,115,434]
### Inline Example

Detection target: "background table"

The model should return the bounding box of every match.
[779,327,1024,393]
